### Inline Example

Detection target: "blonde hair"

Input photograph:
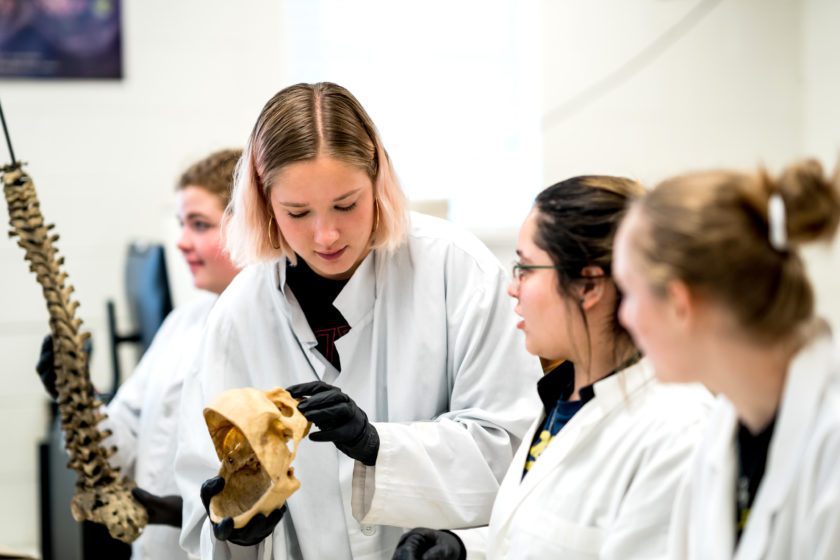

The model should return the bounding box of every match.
[225,82,409,266]
[629,158,840,342]
[176,148,242,208]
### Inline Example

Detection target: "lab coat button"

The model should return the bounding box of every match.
[361,524,376,536]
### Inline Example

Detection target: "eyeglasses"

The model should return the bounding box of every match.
[511,260,607,284]
[511,261,563,282]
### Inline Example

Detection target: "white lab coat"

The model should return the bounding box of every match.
[175,212,542,560]
[103,293,217,560]
[457,359,713,559]
[668,325,840,559]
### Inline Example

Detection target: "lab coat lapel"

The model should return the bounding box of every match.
[514,398,604,497]
[333,251,377,381]
[525,360,654,483]
[699,401,739,558]
[334,251,377,326]
[487,412,542,548]
[735,329,835,559]
[494,361,655,532]
[273,260,326,381]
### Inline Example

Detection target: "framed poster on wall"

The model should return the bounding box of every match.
[0,0,122,79]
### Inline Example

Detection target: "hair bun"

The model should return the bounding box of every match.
[773,158,840,245]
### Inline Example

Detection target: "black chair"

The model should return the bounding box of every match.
[106,242,174,394]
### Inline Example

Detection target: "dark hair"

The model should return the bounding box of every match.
[630,158,840,342]
[534,175,646,362]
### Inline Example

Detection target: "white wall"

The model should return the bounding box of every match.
[540,0,803,185]
[538,0,839,331]
[802,0,840,329]
[480,0,812,264]
[281,0,543,232]
[0,0,285,552]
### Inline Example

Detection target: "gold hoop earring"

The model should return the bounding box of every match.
[372,200,380,236]
[268,215,282,250]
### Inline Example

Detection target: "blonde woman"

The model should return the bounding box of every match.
[394,177,712,560]
[613,160,840,558]
[174,82,541,560]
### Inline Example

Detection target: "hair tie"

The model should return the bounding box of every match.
[768,193,787,251]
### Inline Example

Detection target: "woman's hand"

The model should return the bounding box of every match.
[392,528,466,560]
[287,381,379,466]
[200,476,286,547]
[35,334,92,399]
[131,487,182,528]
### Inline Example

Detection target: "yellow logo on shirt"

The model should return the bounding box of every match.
[524,429,552,472]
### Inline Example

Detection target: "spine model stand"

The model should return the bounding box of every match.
[1,105,146,543]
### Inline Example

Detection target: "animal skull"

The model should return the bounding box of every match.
[203,387,309,528]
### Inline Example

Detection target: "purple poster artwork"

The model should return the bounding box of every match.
[0,0,122,79]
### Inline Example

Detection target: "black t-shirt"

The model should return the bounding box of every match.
[285,258,350,371]
[735,416,776,546]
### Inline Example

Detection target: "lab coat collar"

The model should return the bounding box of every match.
[269,254,378,383]
[590,357,656,413]
[273,258,288,303]
[735,324,836,556]
[537,354,645,413]
[536,361,579,412]
[271,252,377,338]
[495,358,656,530]
[272,259,318,347]
[538,358,655,463]
[701,390,740,483]
[333,249,377,328]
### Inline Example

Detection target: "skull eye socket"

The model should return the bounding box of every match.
[221,426,247,454]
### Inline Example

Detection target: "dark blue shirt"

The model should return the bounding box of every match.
[523,361,595,475]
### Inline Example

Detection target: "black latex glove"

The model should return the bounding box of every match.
[392,528,466,560]
[131,487,183,528]
[286,380,379,466]
[200,475,286,547]
[35,334,92,399]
